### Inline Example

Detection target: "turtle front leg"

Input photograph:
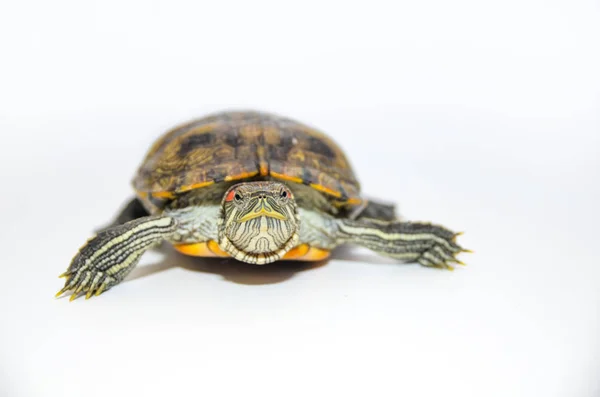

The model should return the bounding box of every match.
[57,215,178,300]
[336,218,469,269]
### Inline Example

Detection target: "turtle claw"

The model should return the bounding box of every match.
[452,232,464,242]
[420,252,457,270]
[95,284,106,296]
[418,233,470,270]
[55,269,114,301]
[450,258,467,266]
[55,286,70,298]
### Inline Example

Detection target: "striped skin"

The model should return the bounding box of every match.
[218,182,301,264]
[58,183,467,300]
[297,208,467,269]
[335,218,465,268]
[57,216,178,300]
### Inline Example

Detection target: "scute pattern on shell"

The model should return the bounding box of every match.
[133,111,361,205]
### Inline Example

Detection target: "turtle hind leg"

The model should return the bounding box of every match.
[354,199,398,221]
[336,218,468,269]
[95,197,150,233]
[58,215,178,300]
[113,197,149,225]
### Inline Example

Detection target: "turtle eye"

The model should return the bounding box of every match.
[280,189,291,200]
[225,189,242,202]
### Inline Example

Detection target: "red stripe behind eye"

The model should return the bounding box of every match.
[225,190,236,202]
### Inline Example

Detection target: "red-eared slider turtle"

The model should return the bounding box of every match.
[57,111,468,300]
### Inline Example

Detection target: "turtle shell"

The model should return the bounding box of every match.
[133,111,361,207]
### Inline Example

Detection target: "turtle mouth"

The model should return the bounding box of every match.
[219,231,300,265]
[220,213,300,264]
[226,215,295,254]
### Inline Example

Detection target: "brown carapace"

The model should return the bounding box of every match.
[134,111,362,208]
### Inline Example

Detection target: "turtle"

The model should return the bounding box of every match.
[57,110,468,300]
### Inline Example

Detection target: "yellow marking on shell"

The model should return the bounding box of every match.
[310,183,342,198]
[224,171,259,182]
[151,191,176,199]
[283,244,331,261]
[345,197,363,205]
[173,241,230,258]
[259,163,269,176]
[270,171,303,184]
[332,201,351,209]
[177,180,216,193]
[185,123,220,135]
[256,146,269,176]
[69,292,79,302]
[147,180,220,200]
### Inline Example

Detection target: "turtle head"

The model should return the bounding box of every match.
[218,181,300,264]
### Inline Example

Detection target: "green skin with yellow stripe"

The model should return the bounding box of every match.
[57,111,468,300]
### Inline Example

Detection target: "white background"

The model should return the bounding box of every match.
[0,1,599,396]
